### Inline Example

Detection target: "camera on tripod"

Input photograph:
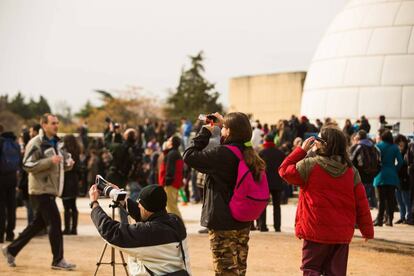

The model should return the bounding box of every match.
[95,175,127,202]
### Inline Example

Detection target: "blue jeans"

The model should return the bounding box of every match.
[363,182,377,208]
[396,189,412,221]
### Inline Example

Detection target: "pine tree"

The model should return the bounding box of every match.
[76,100,94,118]
[166,51,222,121]
[32,96,51,116]
[8,92,31,119]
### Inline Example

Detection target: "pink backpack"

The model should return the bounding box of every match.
[225,145,269,222]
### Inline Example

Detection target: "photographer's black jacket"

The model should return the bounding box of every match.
[91,199,191,275]
[183,127,251,230]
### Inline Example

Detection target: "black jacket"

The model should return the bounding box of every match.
[408,142,414,188]
[259,143,286,191]
[0,132,19,176]
[91,198,190,275]
[183,127,251,231]
[62,160,80,198]
[107,141,141,188]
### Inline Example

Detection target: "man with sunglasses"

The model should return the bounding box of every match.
[89,184,191,276]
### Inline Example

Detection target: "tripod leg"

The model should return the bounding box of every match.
[112,205,116,276]
[111,246,115,276]
[94,243,109,276]
[119,251,129,275]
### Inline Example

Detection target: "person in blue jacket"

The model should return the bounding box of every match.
[373,130,403,227]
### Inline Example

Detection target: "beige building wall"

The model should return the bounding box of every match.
[229,72,306,125]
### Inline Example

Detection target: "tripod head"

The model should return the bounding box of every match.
[109,200,122,209]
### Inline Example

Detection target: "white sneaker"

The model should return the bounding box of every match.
[2,246,16,267]
[51,259,76,271]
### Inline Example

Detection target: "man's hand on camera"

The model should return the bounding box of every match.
[109,183,127,205]
[89,184,100,202]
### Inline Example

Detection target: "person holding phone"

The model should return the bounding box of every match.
[279,126,374,276]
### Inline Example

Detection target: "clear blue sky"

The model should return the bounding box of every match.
[0,0,346,113]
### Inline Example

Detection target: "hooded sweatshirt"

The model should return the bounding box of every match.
[279,147,374,244]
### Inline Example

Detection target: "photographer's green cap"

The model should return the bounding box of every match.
[138,185,167,212]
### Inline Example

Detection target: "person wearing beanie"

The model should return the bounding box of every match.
[89,184,191,275]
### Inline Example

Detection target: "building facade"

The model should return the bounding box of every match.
[229,72,306,125]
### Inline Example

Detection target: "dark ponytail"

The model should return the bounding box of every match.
[223,112,266,181]
[243,147,266,181]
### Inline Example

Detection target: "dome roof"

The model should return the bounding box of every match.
[301,0,414,133]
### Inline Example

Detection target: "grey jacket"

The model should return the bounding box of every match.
[23,129,72,196]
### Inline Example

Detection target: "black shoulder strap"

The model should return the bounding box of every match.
[144,265,155,276]
[163,217,187,269]
[143,217,188,276]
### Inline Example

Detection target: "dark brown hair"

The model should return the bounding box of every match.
[394,134,408,154]
[223,112,266,180]
[381,130,394,144]
[318,125,352,167]
[63,134,81,163]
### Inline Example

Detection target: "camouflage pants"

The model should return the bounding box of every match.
[208,227,250,276]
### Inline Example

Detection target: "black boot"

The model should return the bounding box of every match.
[70,210,78,235]
[386,216,393,227]
[63,210,71,235]
[373,218,383,227]
[395,218,405,224]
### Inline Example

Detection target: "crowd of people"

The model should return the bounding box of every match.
[0,111,413,275]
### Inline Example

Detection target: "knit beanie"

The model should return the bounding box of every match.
[138,185,167,212]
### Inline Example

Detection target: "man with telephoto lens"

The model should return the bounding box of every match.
[89,184,191,276]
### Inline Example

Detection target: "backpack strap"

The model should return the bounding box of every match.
[225,145,243,160]
[163,217,188,271]
[144,217,189,276]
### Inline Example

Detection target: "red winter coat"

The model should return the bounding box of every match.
[279,147,374,244]
[158,149,183,190]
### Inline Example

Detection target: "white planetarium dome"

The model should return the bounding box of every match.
[301,0,414,134]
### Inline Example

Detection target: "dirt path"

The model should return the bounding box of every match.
[1,232,413,276]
